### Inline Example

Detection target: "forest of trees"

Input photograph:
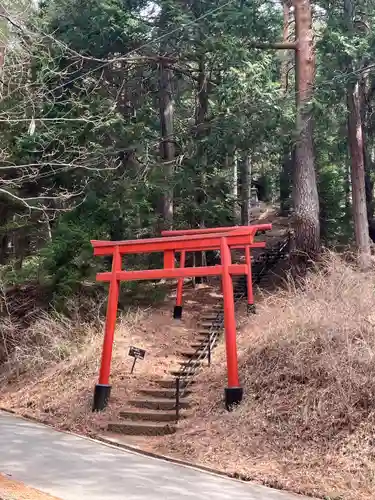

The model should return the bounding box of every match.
[0,0,375,300]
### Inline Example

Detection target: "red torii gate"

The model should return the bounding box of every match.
[161,224,271,318]
[91,224,271,412]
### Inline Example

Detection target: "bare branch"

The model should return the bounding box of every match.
[248,41,297,50]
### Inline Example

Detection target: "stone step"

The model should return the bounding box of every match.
[192,340,215,352]
[108,420,176,436]
[205,323,224,329]
[180,349,206,358]
[139,388,192,399]
[196,335,219,343]
[120,408,188,422]
[193,342,216,351]
[155,378,194,389]
[201,315,223,321]
[195,337,211,344]
[129,397,190,411]
[198,331,221,338]
[200,321,217,328]
[193,337,217,345]
[179,360,205,369]
[198,323,224,335]
[190,342,218,349]
[170,367,198,377]
[197,331,218,337]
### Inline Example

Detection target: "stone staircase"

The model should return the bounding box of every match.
[106,306,224,437]
[106,236,289,437]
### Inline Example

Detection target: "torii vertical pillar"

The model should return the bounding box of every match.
[173,250,185,319]
[220,237,243,410]
[93,246,121,411]
[245,245,256,314]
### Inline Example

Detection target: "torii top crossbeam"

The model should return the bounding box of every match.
[91,223,272,414]
[161,224,271,237]
[91,224,271,256]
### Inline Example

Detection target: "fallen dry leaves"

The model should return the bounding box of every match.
[3,244,375,500]
[0,474,60,500]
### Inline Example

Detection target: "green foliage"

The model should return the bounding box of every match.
[41,221,97,298]
[2,0,375,307]
[0,257,42,287]
[318,164,351,243]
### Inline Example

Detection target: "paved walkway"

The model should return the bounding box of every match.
[0,411,309,500]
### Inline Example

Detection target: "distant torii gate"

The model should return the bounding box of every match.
[91,224,271,412]
[161,224,271,318]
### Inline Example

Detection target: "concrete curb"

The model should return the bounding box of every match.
[97,433,240,479]
[0,407,319,499]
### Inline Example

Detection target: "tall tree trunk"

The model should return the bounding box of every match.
[342,130,352,228]
[226,151,239,223]
[194,55,209,281]
[14,231,29,271]
[0,4,7,265]
[279,1,293,215]
[240,154,251,225]
[158,60,175,230]
[280,147,292,215]
[0,3,6,98]
[344,151,351,224]
[360,73,375,238]
[344,0,371,268]
[347,83,371,267]
[158,7,175,231]
[292,0,320,259]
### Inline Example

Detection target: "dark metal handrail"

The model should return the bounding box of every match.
[173,282,246,421]
[253,235,290,285]
[173,234,290,422]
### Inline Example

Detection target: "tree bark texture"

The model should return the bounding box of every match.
[360,73,375,237]
[194,55,209,280]
[292,0,320,259]
[344,0,371,267]
[279,1,293,215]
[240,154,251,225]
[347,83,371,267]
[0,4,6,98]
[157,6,175,231]
[158,60,175,230]
[280,147,292,214]
[226,152,239,223]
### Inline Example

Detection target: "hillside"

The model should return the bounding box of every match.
[151,254,375,500]
[0,283,224,433]
[0,207,373,500]
[2,244,375,499]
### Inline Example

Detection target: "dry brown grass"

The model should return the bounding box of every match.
[0,474,61,499]
[0,285,211,434]
[154,252,375,500]
[3,252,375,499]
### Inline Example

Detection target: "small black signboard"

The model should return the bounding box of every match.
[129,346,146,360]
[129,346,146,373]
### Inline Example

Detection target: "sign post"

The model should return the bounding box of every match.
[128,346,146,374]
